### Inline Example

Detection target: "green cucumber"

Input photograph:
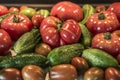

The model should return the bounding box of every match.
[81,4,95,24]
[82,48,119,69]
[13,28,41,54]
[47,43,84,66]
[0,54,47,68]
[79,23,92,48]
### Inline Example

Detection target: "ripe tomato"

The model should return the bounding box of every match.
[0,29,12,56]
[40,16,81,48]
[92,32,120,57]
[20,5,28,11]
[1,14,33,40]
[86,11,120,35]
[50,1,83,22]
[0,5,8,16]
[32,14,44,28]
[95,5,106,13]
[9,7,19,13]
[107,2,120,22]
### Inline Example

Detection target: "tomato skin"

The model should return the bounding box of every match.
[95,5,106,13]
[1,14,33,41]
[9,7,19,13]
[40,16,81,48]
[32,14,44,28]
[20,5,28,11]
[107,2,120,22]
[0,29,12,56]
[86,11,119,35]
[50,1,83,22]
[105,67,120,80]
[0,68,22,80]
[92,32,120,57]
[0,5,8,16]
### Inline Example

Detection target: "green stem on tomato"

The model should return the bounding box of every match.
[103,32,111,40]
[13,15,20,23]
[98,13,105,20]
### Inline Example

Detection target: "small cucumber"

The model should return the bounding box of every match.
[13,28,41,54]
[79,23,92,48]
[0,54,47,68]
[82,48,119,69]
[81,4,95,24]
[47,43,84,66]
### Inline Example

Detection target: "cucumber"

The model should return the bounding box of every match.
[79,23,92,48]
[82,48,119,69]
[81,4,95,24]
[47,43,84,66]
[13,28,41,54]
[0,54,47,68]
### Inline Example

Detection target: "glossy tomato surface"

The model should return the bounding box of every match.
[1,14,33,40]
[92,32,120,57]
[86,11,119,35]
[9,7,19,13]
[0,29,12,56]
[107,2,120,22]
[40,16,81,48]
[50,1,83,22]
[0,5,8,16]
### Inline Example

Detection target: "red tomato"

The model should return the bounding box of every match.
[107,2,120,22]
[86,11,120,35]
[50,1,83,22]
[20,5,28,11]
[105,67,120,80]
[1,14,33,40]
[92,32,120,57]
[32,14,44,28]
[40,16,81,48]
[0,5,8,16]
[95,5,106,13]
[0,29,12,56]
[9,7,19,13]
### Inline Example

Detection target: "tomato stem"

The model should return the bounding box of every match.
[57,23,62,31]
[103,32,111,40]
[98,13,105,20]
[13,15,20,23]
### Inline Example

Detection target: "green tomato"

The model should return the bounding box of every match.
[36,9,50,18]
[20,8,36,19]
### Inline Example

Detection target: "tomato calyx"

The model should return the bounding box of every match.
[98,13,105,20]
[103,32,111,40]
[13,15,20,23]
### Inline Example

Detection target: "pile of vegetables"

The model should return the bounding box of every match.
[0,1,120,80]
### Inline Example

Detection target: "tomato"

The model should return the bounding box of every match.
[86,11,120,35]
[40,16,81,48]
[35,43,51,56]
[49,64,77,80]
[0,5,8,16]
[1,14,33,40]
[95,5,106,13]
[117,53,120,64]
[113,30,120,37]
[105,67,120,80]
[9,7,19,13]
[20,8,36,19]
[92,32,120,57]
[50,1,83,22]
[0,29,12,56]
[71,57,89,74]
[0,68,22,80]
[32,14,44,28]
[84,67,104,80]
[22,65,45,80]
[20,5,28,11]
[107,2,120,22]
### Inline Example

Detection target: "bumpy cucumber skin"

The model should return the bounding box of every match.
[82,48,119,69]
[79,23,92,48]
[81,4,95,24]
[47,44,84,66]
[13,28,41,54]
[0,54,47,68]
